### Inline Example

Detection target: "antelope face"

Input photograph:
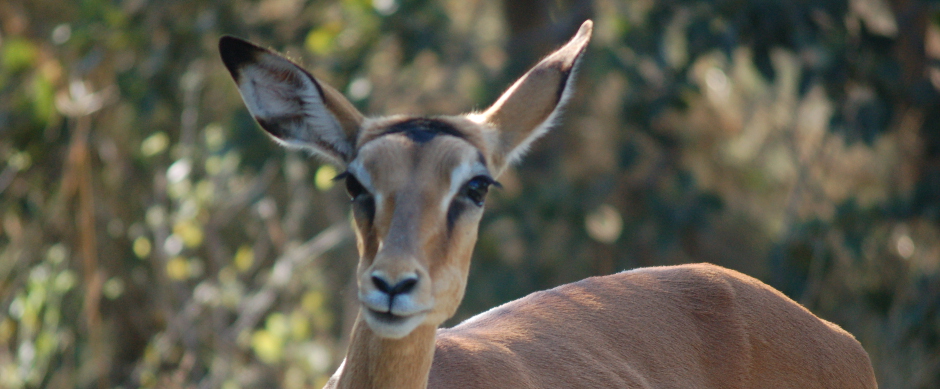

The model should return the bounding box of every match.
[344,117,499,338]
[219,21,591,339]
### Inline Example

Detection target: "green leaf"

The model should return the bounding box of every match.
[1,37,38,72]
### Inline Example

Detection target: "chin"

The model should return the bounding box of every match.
[363,309,428,339]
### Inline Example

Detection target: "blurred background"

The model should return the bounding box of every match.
[1,0,939,387]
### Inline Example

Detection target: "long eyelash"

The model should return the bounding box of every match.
[333,171,350,181]
[479,176,503,189]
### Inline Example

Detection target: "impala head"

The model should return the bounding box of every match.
[220,21,592,339]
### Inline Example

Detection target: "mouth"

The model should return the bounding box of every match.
[367,308,410,324]
[361,307,429,339]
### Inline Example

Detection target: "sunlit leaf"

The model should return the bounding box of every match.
[204,123,226,151]
[233,246,254,273]
[8,151,32,171]
[141,132,170,157]
[52,271,76,292]
[265,313,289,338]
[103,278,125,300]
[305,22,343,55]
[173,220,204,248]
[195,180,215,204]
[166,257,190,280]
[205,155,222,175]
[250,329,282,364]
[133,236,152,259]
[45,244,67,264]
[301,291,324,313]
[314,164,338,191]
[289,311,309,340]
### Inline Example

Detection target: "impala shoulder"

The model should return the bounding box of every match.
[431,332,536,389]
[611,262,771,293]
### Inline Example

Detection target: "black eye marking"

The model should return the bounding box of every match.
[338,172,376,223]
[446,200,464,232]
[343,173,369,201]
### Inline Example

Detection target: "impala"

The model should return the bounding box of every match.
[219,21,877,388]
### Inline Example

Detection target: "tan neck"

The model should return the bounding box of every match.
[335,313,438,389]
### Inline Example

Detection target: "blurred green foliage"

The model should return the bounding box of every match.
[1,0,938,388]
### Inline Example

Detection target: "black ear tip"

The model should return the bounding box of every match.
[219,35,248,54]
[218,36,261,77]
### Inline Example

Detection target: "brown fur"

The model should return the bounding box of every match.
[429,263,876,389]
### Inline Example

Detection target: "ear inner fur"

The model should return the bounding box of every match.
[479,20,592,173]
[218,35,363,165]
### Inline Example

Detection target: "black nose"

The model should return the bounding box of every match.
[372,275,419,296]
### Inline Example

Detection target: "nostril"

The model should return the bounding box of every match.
[372,274,419,296]
[372,276,392,294]
[392,277,418,295]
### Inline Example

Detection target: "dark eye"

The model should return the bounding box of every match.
[462,176,496,207]
[344,174,369,201]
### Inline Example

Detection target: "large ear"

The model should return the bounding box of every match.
[219,36,364,166]
[475,20,592,174]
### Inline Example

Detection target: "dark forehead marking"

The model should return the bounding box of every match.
[379,118,467,144]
